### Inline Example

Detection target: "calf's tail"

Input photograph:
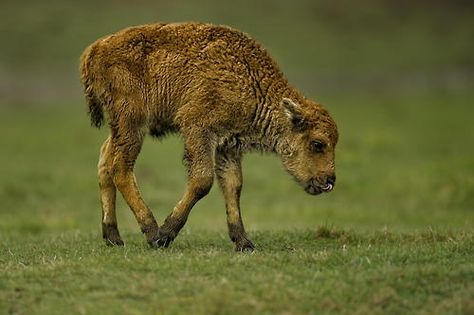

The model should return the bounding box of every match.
[79,43,104,128]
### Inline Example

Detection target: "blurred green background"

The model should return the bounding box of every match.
[0,0,473,235]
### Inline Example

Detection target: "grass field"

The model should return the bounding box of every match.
[1,0,474,314]
[1,92,473,314]
[1,229,473,315]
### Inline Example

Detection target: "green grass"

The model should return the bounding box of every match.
[1,91,473,314]
[1,229,473,315]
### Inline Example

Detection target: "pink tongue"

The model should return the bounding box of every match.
[323,183,333,191]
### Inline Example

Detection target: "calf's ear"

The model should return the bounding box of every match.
[282,98,307,131]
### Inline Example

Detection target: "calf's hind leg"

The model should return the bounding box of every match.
[98,136,123,246]
[215,151,255,252]
[110,129,160,245]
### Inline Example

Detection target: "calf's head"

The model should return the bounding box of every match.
[280,98,339,195]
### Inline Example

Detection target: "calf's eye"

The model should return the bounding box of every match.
[310,140,325,153]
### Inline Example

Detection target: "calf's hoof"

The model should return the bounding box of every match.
[148,230,176,249]
[235,238,255,252]
[102,223,124,246]
[104,237,125,246]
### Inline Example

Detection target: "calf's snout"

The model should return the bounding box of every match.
[326,175,336,187]
[320,174,336,192]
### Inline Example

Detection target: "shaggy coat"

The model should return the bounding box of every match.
[80,22,338,251]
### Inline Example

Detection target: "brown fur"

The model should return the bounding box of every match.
[80,22,338,251]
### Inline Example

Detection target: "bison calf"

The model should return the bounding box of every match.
[80,22,338,251]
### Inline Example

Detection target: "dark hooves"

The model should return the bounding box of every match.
[235,239,255,252]
[102,223,124,246]
[104,237,125,247]
[148,231,175,249]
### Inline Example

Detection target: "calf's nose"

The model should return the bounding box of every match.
[327,175,336,187]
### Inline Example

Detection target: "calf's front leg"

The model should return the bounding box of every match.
[152,136,215,248]
[215,150,255,252]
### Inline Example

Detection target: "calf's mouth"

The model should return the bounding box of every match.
[304,179,333,195]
